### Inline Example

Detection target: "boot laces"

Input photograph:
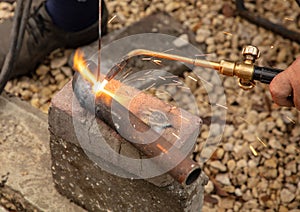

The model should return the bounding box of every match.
[26,3,51,45]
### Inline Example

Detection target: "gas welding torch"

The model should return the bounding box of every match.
[104,45,283,90]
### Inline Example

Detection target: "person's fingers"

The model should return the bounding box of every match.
[288,63,300,110]
[269,72,294,107]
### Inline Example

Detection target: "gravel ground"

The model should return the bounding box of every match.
[1,0,300,211]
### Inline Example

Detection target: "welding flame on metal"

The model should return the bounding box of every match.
[73,50,111,98]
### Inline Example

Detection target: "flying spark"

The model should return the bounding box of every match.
[156,144,168,153]
[256,136,267,147]
[188,75,198,82]
[215,103,228,110]
[249,145,258,156]
[284,17,294,21]
[158,76,166,80]
[172,132,180,140]
[108,14,117,24]
[223,31,233,36]
[285,115,296,124]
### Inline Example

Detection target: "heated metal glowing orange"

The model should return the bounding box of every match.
[73,49,112,98]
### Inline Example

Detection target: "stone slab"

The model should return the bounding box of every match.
[0,94,85,211]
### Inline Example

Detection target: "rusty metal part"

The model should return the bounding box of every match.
[236,0,300,44]
[72,70,202,186]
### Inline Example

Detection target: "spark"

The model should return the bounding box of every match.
[156,144,168,153]
[239,116,251,125]
[178,86,190,90]
[152,59,162,66]
[180,115,189,122]
[158,76,166,80]
[108,14,117,24]
[249,145,258,156]
[256,136,267,147]
[172,80,182,84]
[188,75,198,82]
[145,71,152,75]
[198,77,213,87]
[223,31,233,36]
[172,132,180,140]
[270,45,274,49]
[215,103,228,110]
[285,115,296,124]
[142,57,152,61]
[284,17,294,21]
[164,75,177,79]
[144,82,156,91]
[162,48,175,53]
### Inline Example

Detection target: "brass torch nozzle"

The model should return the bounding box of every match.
[105,46,259,90]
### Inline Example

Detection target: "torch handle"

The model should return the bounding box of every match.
[252,66,283,84]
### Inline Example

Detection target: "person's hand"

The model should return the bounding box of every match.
[269,57,300,110]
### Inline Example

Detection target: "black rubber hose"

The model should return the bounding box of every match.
[0,0,32,94]
[253,66,283,84]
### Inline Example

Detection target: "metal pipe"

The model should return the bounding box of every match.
[72,71,202,186]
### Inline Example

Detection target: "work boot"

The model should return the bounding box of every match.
[0,1,108,79]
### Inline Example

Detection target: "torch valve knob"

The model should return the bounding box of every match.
[242,45,260,64]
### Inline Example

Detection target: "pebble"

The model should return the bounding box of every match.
[205,180,214,193]
[61,66,73,77]
[173,34,189,48]
[50,56,68,69]
[219,198,235,209]
[264,157,277,168]
[280,189,295,203]
[36,64,49,76]
[216,173,231,185]
[210,160,227,172]
[227,159,236,171]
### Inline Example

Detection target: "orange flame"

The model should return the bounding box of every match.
[73,49,113,98]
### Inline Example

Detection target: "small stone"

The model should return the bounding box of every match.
[30,98,40,108]
[51,69,61,76]
[205,180,214,193]
[222,3,234,17]
[40,103,50,114]
[264,157,277,168]
[61,66,73,77]
[242,189,253,201]
[269,137,282,149]
[280,189,295,203]
[50,56,68,69]
[277,48,287,63]
[223,143,233,151]
[210,160,227,172]
[215,148,225,159]
[36,64,49,76]
[227,159,236,171]
[196,28,211,43]
[216,173,231,185]
[219,198,235,209]
[173,34,189,48]
[41,87,52,97]
[55,73,65,82]
[236,159,247,168]
[20,90,32,101]
[235,188,242,196]
[286,144,297,154]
